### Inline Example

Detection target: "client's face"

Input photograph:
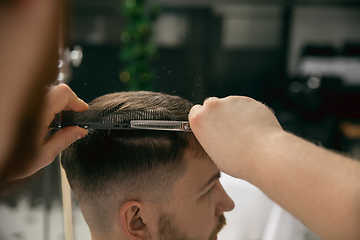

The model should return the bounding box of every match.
[158,213,226,240]
[156,150,234,240]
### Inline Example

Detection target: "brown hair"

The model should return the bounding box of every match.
[61,91,202,232]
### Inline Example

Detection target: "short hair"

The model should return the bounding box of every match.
[61,91,202,233]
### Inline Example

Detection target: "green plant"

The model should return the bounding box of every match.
[119,0,159,91]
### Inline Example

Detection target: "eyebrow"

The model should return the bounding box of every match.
[199,171,221,192]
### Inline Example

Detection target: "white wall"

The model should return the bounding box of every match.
[213,4,282,49]
[288,7,360,75]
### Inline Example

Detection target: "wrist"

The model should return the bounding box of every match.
[242,128,289,183]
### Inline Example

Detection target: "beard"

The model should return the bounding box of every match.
[158,213,226,240]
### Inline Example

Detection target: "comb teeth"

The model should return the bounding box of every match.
[131,120,182,129]
[130,120,192,132]
[102,110,173,124]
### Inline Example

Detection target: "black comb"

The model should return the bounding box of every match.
[50,110,192,132]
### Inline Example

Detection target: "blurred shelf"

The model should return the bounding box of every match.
[157,0,360,7]
[72,0,360,9]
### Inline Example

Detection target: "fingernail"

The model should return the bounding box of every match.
[77,130,88,140]
[78,97,88,105]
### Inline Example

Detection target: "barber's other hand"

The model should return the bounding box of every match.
[8,84,88,182]
[189,96,283,180]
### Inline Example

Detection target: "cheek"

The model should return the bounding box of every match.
[196,203,217,235]
[172,197,217,238]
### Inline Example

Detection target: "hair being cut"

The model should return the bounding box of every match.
[61,91,200,232]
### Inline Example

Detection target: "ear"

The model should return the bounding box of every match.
[119,201,151,240]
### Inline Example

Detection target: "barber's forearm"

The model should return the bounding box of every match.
[188,96,360,239]
[248,131,360,240]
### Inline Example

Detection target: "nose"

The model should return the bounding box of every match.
[215,182,235,216]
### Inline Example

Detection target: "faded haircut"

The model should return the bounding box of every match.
[61,91,203,233]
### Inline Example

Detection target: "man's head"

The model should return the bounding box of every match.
[62,91,234,240]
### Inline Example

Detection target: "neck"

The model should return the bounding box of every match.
[91,231,127,240]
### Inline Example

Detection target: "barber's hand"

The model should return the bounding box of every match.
[189,96,283,179]
[8,84,88,182]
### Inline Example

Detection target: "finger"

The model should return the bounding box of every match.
[46,83,88,112]
[189,104,202,119]
[202,96,221,109]
[189,97,221,120]
[43,84,89,125]
[203,96,219,104]
[41,126,87,162]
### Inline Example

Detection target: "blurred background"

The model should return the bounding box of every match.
[1,0,360,239]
